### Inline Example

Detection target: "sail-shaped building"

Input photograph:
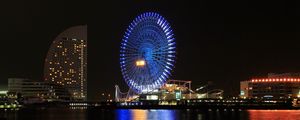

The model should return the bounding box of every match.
[44,25,87,101]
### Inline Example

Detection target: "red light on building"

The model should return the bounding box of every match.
[250,78,300,83]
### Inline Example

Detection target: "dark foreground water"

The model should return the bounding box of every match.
[1,108,300,120]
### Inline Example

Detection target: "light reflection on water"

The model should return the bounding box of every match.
[115,109,177,120]
[115,109,300,120]
[248,110,300,120]
[2,108,300,120]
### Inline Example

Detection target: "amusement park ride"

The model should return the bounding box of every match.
[115,12,223,102]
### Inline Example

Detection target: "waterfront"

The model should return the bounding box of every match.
[1,108,300,120]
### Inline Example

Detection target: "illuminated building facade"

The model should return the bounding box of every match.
[8,78,71,102]
[44,25,87,101]
[240,73,300,99]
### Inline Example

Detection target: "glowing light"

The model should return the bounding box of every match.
[251,78,300,83]
[135,60,146,67]
[132,110,147,120]
[116,109,132,120]
[120,12,176,93]
[0,91,7,94]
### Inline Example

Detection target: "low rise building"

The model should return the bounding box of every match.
[8,78,71,103]
[240,73,300,99]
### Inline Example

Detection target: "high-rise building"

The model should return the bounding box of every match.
[44,25,87,101]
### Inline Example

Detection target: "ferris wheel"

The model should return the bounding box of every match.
[120,12,176,94]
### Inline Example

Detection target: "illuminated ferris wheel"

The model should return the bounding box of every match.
[120,12,176,94]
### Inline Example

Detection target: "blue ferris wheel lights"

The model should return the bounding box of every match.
[120,12,176,93]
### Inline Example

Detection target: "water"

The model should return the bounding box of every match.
[1,108,300,120]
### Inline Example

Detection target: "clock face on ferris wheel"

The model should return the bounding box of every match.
[120,12,176,93]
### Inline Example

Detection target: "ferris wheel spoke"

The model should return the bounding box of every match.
[149,61,164,78]
[154,58,173,75]
[153,45,174,52]
[123,41,141,50]
[125,64,139,77]
[146,62,159,79]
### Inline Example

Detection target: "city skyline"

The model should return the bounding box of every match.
[8,1,300,101]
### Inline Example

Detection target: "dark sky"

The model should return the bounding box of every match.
[8,0,300,101]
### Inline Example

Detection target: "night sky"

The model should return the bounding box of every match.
[8,0,300,101]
